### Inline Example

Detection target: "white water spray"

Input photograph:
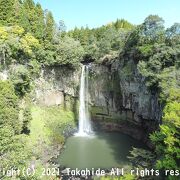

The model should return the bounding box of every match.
[76,65,93,136]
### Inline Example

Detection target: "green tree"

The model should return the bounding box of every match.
[21,107,32,134]
[166,23,180,46]
[23,0,36,32]
[141,15,165,44]
[137,43,180,90]
[55,36,85,67]
[10,65,31,97]
[0,127,31,179]
[0,38,12,66]
[150,89,180,176]
[0,81,20,134]
[70,27,81,40]
[0,26,40,66]
[0,0,15,25]
[114,19,134,30]
[84,34,99,61]
[45,11,55,41]
[128,147,156,167]
[33,3,45,40]
[18,2,31,32]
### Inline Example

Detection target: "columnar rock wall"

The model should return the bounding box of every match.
[34,58,162,144]
[34,66,80,107]
[89,59,162,124]
[88,58,161,145]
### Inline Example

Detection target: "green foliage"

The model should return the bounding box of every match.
[158,68,179,102]
[29,106,75,165]
[96,26,127,57]
[0,81,31,179]
[125,15,165,51]
[166,23,180,46]
[150,89,180,172]
[114,19,134,30]
[33,3,45,40]
[20,32,40,55]
[141,15,165,44]
[0,0,54,43]
[0,0,15,25]
[137,43,180,91]
[22,107,32,134]
[54,36,85,67]
[10,65,31,97]
[22,0,36,33]
[0,129,31,179]
[43,106,75,144]
[122,14,180,176]
[128,147,156,167]
[28,59,41,77]
[0,26,41,66]
[0,5,134,67]
[137,44,153,57]
[45,11,55,42]
[67,20,133,61]
[0,81,20,134]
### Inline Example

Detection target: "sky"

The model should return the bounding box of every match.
[34,0,180,30]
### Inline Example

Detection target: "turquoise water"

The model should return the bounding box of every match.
[58,132,145,169]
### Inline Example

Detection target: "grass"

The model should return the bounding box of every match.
[29,105,75,145]
[30,106,50,145]
[26,105,76,179]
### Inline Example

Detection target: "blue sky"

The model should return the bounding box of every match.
[34,0,180,30]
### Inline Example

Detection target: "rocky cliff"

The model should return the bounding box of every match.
[35,57,162,145]
[88,56,162,144]
[34,66,80,109]
[89,59,162,121]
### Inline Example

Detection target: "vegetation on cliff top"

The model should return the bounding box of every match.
[122,15,180,178]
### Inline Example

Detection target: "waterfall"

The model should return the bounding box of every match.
[76,65,93,136]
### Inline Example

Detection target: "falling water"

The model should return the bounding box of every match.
[76,65,92,136]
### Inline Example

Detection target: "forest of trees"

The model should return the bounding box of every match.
[0,0,179,179]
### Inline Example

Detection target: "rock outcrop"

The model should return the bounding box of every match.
[34,66,80,108]
[88,57,161,145]
[34,57,162,145]
[89,58,162,123]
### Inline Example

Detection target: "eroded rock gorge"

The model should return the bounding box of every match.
[35,56,162,146]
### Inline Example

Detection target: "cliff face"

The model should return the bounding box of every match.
[35,57,162,144]
[88,57,162,144]
[89,58,161,123]
[34,66,80,109]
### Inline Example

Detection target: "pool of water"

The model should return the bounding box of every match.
[57,132,146,169]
